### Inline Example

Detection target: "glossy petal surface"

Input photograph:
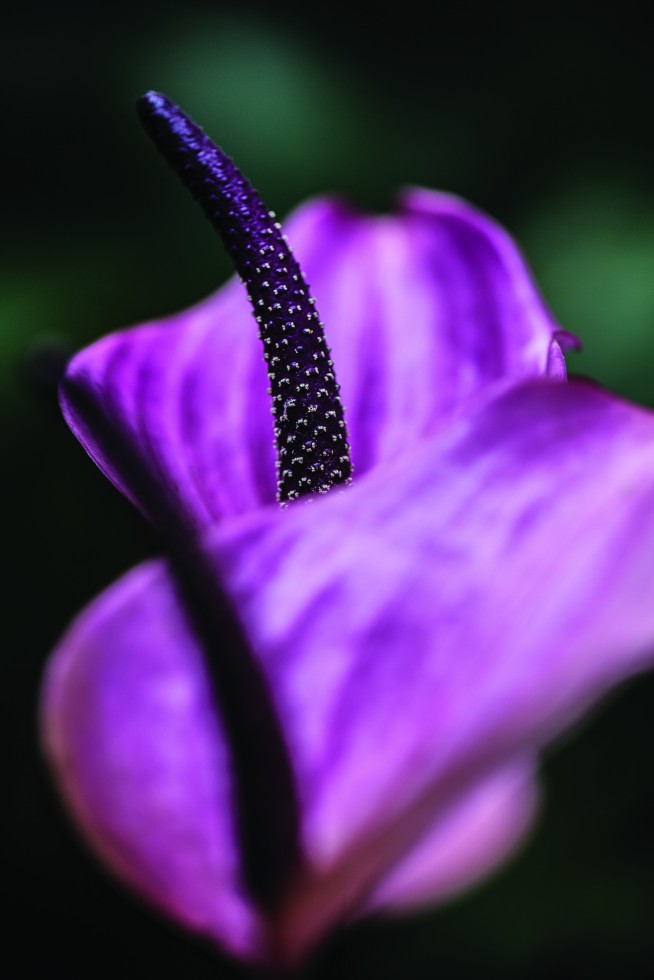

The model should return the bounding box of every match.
[60,193,564,529]
[211,378,654,955]
[41,562,263,960]
[43,378,654,962]
[40,558,538,964]
[365,760,539,913]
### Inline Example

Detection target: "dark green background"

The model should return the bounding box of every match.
[4,2,653,976]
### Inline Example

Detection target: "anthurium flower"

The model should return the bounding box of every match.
[41,93,654,968]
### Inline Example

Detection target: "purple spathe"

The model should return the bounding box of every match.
[44,376,654,961]
[41,106,654,968]
[57,191,567,530]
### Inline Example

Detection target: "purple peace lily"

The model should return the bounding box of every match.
[41,93,654,968]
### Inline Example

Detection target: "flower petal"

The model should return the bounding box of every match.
[40,561,264,961]
[327,188,564,473]
[206,378,654,957]
[44,378,654,964]
[60,193,567,527]
[364,760,539,914]
[59,275,277,531]
[40,562,539,962]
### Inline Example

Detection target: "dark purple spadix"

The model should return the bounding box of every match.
[136,91,352,504]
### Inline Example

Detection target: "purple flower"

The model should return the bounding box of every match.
[41,93,654,968]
